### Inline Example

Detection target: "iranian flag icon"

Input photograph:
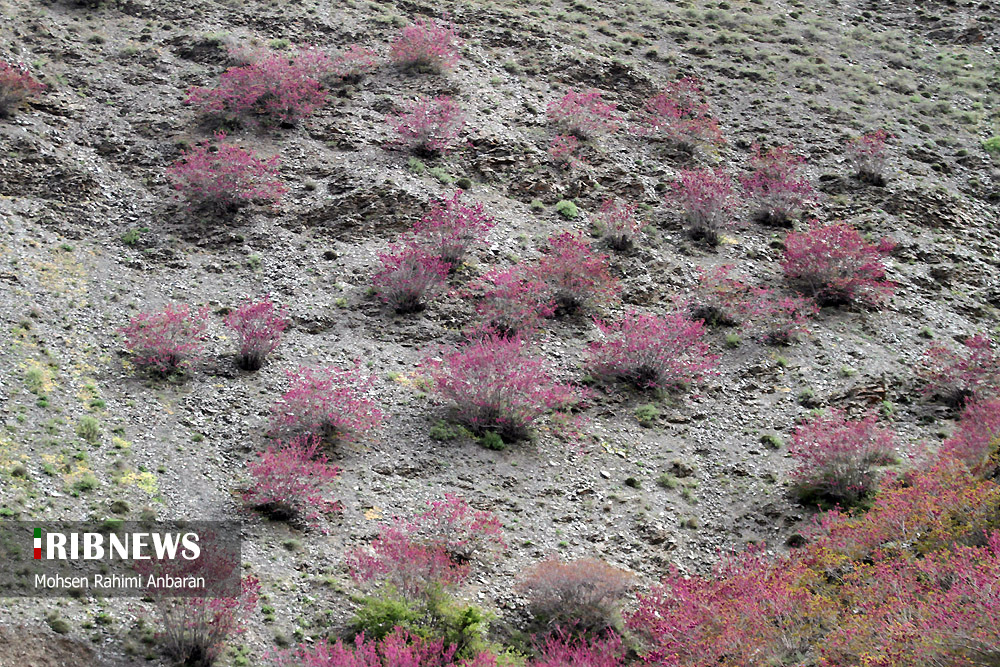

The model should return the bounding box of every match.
[33,527,41,559]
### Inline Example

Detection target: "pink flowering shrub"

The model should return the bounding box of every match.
[271,629,497,667]
[781,222,895,307]
[592,198,647,251]
[0,61,45,117]
[122,303,210,377]
[942,399,1000,479]
[788,409,899,506]
[372,241,450,313]
[166,134,285,215]
[269,365,384,443]
[391,95,467,156]
[390,19,462,73]
[533,633,625,667]
[413,190,494,269]
[919,334,1000,407]
[546,89,621,140]
[586,311,716,391]
[224,296,288,370]
[185,51,328,126]
[632,78,723,150]
[529,231,619,315]
[518,558,635,635]
[465,267,555,338]
[846,129,892,185]
[243,435,341,526]
[666,168,737,245]
[549,134,584,170]
[423,334,577,442]
[407,494,505,564]
[739,144,814,226]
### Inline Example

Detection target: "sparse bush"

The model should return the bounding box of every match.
[465,267,556,338]
[846,129,892,185]
[586,311,716,391]
[269,365,384,443]
[121,303,210,377]
[788,409,898,506]
[390,19,462,73]
[413,190,494,269]
[391,95,467,156]
[271,628,497,667]
[632,78,723,150]
[666,168,737,245]
[687,265,748,327]
[0,61,45,117]
[423,333,577,442]
[372,241,450,313]
[919,334,1000,407]
[328,44,379,82]
[738,289,818,345]
[549,134,584,169]
[529,231,619,315]
[348,525,469,598]
[546,89,621,140]
[942,399,1000,477]
[243,435,342,526]
[781,222,895,307]
[518,558,635,635]
[224,296,288,370]
[406,494,505,564]
[533,632,625,667]
[166,134,285,215]
[739,144,814,226]
[592,198,647,251]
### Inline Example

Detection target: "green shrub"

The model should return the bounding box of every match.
[983,136,1000,156]
[555,200,579,219]
[76,416,101,445]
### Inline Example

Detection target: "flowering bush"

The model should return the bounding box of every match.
[224,296,288,370]
[941,399,1000,476]
[166,134,285,215]
[0,61,45,117]
[518,558,634,635]
[549,134,584,170]
[529,231,619,315]
[586,311,716,391]
[465,267,555,338]
[423,334,577,442]
[243,435,341,526]
[846,129,892,185]
[271,629,497,667]
[372,241,450,313]
[739,144,814,226]
[390,19,462,73]
[788,409,898,506]
[269,365,384,443]
[533,632,625,667]
[185,51,328,126]
[349,523,470,598]
[592,198,647,251]
[332,44,379,82]
[413,190,494,269]
[666,168,737,245]
[919,334,1000,406]
[406,494,505,564]
[546,89,621,140]
[632,78,723,150]
[781,222,895,307]
[391,95,467,156]
[122,303,210,377]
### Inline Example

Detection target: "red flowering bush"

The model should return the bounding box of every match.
[533,632,625,667]
[243,435,341,526]
[465,267,555,338]
[739,144,814,226]
[122,303,210,377]
[224,296,288,370]
[666,168,737,245]
[406,494,505,564]
[781,222,895,307]
[632,78,723,150]
[166,134,285,215]
[372,241,450,313]
[271,629,496,667]
[529,231,619,315]
[788,409,899,506]
[269,365,384,443]
[391,95,467,156]
[413,190,494,269]
[586,311,716,391]
[941,399,1000,476]
[390,18,462,73]
[518,558,635,635]
[0,61,45,117]
[919,334,1000,406]
[549,134,584,170]
[546,89,621,140]
[592,198,647,251]
[185,51,328,126]
[846,129,892,185]
[423,334,577,442]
